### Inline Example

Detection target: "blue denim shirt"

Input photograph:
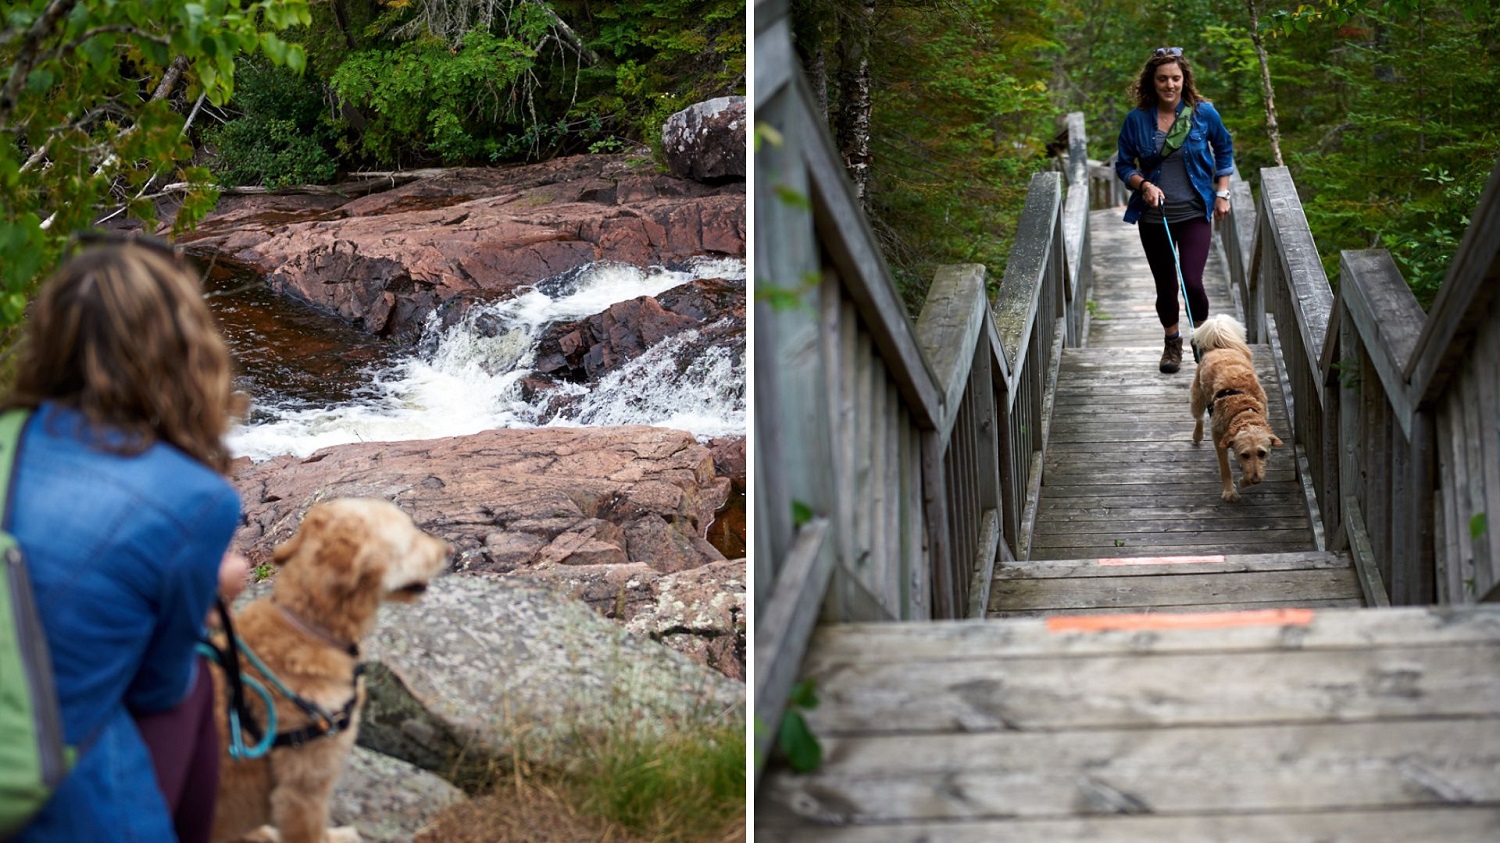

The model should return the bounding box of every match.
[12,403,240,843]
[1115,100,1235,224]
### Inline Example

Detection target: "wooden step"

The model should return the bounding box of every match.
[757,604,1500,842]
[990,550,1363,617]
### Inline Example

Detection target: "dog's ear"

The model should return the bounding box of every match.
[314,517,386,598]
[1271,434,1284,447]
[272,506,329,567]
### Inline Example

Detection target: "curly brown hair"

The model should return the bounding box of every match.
[1130,53,1205,111]
[4,243,244,473]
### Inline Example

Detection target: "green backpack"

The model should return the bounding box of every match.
[0,408,73,837]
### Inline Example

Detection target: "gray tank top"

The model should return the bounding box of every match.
[1141,129,1206,224]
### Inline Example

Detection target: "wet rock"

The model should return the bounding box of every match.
[662,97,747,183]
[179,153,744,342]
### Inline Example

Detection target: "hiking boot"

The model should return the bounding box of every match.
[1159,334,1183,373]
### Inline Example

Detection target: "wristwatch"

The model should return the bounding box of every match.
[1215,189,1231,199]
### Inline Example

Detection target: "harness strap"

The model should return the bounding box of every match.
[1207,387,1245,416]
[270,667,365,748]
[200,601,362,759]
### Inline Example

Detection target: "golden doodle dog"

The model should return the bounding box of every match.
[209,498,450,843]
[1190,314,1283,502]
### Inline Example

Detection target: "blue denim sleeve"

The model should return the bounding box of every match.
[1115,111,1144,184]
[123,483,240,714]
[1201,103,1235,177]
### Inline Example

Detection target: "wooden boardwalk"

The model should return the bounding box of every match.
[754,210,1500,839]
[1002,210,1361,617]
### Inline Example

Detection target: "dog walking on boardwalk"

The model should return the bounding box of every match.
[1190,314,1282,502]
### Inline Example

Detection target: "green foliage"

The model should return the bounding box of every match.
[778,678,823,773]
[1049,0,1497,310]
[862,0,1057,311]
[0,0,311,340]
[207,57,338,187]
[580,0,745,148]
[329,26,542,166]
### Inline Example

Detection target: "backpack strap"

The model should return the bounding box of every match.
[0,408,31,529]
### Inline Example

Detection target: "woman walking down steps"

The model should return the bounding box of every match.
[1116,46,1236,374]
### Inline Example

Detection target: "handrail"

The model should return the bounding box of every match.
[1222,157,1500,608]
[754,0,1094,781]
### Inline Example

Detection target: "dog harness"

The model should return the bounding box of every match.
[199,600,364,760]
[1208,387,1246,416]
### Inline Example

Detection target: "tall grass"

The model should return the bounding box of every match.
[415,715,747,843]
[576,720,746,841]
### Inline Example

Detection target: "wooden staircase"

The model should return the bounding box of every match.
[757,604,1500,841]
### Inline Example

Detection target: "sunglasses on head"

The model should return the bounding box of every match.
[1154,46,1184,57]
[70,229,187,263]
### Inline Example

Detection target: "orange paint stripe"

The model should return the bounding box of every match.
[1046,608,1316,633]
[1096,555,1225,567]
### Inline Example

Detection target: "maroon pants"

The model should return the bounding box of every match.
[1138,216,1212,330]
[135,657,220,843]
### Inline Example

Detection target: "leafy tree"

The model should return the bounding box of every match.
[0,0,312,339]
[793,0,1057,312]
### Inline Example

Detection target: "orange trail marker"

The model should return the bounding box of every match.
[1046,608,1316,633]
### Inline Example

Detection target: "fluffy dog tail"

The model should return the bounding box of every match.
[1192,313,1251,356]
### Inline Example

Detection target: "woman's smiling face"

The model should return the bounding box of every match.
[1154,61,1184,108]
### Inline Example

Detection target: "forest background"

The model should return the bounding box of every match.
[788,0,1499,314]
[0,0,744,347]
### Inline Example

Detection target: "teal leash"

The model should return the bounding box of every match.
[197,639,278,760]
[199,600,349,761]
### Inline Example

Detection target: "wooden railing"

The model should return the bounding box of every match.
[1219,158,1500,607]
[753,0,1092,782]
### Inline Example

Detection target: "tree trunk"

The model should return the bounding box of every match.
[1245,0,1285,166]
[834,0,875,210]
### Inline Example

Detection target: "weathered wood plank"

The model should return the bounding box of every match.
[999,550,1350,579]
[802,605,1500,665]
[992,172,1062,377]
[795,77,943,428]
[1338,250,1424,437]
[751,517,831,781]
[915,263,988,446]
[761,719,1500,823]
[803,643,1500,734]
[994,568,1360,611]
[756,807,1500,843]
[991,597,1365,616]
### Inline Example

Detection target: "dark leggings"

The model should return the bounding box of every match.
[135,657,220,843]
[1138,216,1211,331]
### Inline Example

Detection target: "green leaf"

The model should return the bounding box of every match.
[778,710,823,774]
[791,499,814,526]
[788,679,820,710]
[284,44,307,75]
[25,68,54,94]
[1471,513,1488,541]
[260,32,288,65]
[773,183,811,211]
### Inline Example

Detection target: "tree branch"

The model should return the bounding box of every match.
[0,0,81,131]
[55,24,171,61]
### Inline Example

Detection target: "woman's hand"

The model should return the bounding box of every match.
[1213,195,1230,222]
[218,550,250,604]
[1142,182,1164,208]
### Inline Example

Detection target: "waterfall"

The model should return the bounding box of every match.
[229,258,745,461]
